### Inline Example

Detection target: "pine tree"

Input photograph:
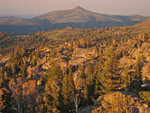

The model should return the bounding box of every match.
[44,63,62,113]
[123,65,130,91]
[133,56,142,90]
[31,56,37,67]
[62,72,69,106]
[83,63,95,104]
[0,67,5,88]
[98,47,121,94]
[61,66,75,112]
[44,63,62,83]
[94,63,102,97]
[83,84,88,104]
[6,65,13,78]
[1,87,13,113]
[68,66,75,95]
[79,66,85,79]
[20,59,27,80]
[0,67,13,113]
[45,79,60,113]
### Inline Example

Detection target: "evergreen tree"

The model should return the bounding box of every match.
[13,63,20,75]
[79,66,85,79]
[45,79,60,113]
[0,67,5,88]
[98,47,121,94]
[44,63,62,113]
[20,59,27,80]
[44,63,62,83]
[83,84,88,104]
[68,66,75,95]
[0,67,13,113]
[132,57,143,90]
[31,56,37,67]
[94,63,103,97]
[61,66,75,112]
[6,65,13,78]
[123,65,130,91]
[83,63,95,104]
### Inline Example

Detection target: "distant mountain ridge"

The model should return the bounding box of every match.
[0,17,40,25]
[0,6,149,33]
[34,6,147,24]
[34,6,122,23]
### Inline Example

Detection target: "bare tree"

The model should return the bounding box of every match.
[73,91,80,113]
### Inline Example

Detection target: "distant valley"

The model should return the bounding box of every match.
[0,6,149,34]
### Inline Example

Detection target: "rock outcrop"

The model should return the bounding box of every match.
[79,91,150,113]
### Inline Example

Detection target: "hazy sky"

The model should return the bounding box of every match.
[0,0,149,18]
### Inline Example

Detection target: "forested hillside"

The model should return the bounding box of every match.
[0,19,150,113]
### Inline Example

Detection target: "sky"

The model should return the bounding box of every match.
[0,0,150,18]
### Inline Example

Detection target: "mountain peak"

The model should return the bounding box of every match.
[73,6,85,10]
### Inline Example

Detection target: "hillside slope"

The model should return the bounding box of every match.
[134,18,150,29]
[0,6,148,33]
[34,6,122,23]
[0,17,40,25]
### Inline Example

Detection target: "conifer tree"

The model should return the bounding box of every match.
[0,67,13,113]
[44,63,62,83]
[45,79,60,113]
[61,66,75,112]
[62,72,69,107]
[31,56,37,67]
[0,67,5,88]
[94,63,103,97]
[44,63,62,113]
[1,88,13,113]
[6,65,13,78]
[98,47,121,94]
[83,84,88,104]
[123,65,130,91]
[68,66,75,95]
[20,59,27,79]
[83,63,95,104]
[133,57,142,90]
